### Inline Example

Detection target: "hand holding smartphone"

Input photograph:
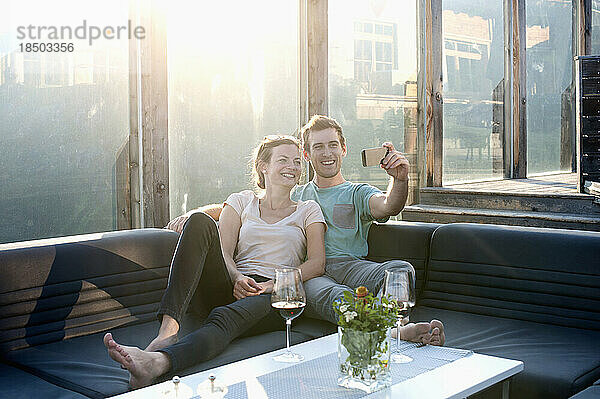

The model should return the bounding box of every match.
[361,147,390,167]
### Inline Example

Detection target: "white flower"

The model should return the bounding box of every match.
[339,304,349,313]
[344,311,358,322]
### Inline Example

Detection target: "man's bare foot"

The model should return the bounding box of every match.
[428,319,445,346]
[103,333,171,389]
[392,319,445,346]
[145,333,178,352]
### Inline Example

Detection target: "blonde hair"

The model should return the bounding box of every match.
[252,135,301,189]
[300,115,345,153]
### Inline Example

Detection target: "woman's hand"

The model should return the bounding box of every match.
[233,275,262,299]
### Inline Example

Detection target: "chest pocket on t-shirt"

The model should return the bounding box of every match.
[332,204,356,229]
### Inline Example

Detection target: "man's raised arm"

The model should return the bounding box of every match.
[368,142,410,219]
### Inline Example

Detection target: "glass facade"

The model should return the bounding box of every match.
[442,0,505,183]
[526,0,573,174]
[167,0,298,218]
[0,1,592,245]
[0,1,129,244]
[329,0,419,195]
[592,1,600,54]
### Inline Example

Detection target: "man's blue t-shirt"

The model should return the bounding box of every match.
[292,181,388,258]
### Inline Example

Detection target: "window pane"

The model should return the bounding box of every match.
[363,40,372,59]
[442,0,505,183]
[526,0,573,174]
[329,0,419,199]
[375,42,383,61]
[0,1,129,244]
[592,1,600,53]
[167,1,298,217]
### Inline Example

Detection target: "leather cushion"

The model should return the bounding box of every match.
[0,363,87,399]
[5,314,333,398]
[421,223,600,330]
[412,306,600,399]
[367,221,439,298]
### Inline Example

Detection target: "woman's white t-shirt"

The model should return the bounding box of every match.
[224,190,326,280]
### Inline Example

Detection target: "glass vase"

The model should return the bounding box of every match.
[337,326,391,393]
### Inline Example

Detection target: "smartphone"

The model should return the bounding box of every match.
[361,147,389,167]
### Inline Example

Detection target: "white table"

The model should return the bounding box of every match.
[112,334,523,399]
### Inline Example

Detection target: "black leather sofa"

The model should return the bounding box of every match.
[1,222,598,398]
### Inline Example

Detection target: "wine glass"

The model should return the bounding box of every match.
[271,267,306,363]
[382,267,416,363]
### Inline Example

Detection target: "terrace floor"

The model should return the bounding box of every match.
[445,172,580,195]
[402,172,600,231]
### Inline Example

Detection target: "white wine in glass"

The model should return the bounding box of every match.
[271,267,306,363]
[382,268,416,363]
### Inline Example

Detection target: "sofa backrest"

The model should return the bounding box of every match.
[0,229,178,353]
[367,221,440,298]
[420,223,600,330]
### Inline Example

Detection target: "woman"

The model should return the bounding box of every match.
[103,135,327,388]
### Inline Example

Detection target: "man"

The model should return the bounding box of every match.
[291,115,443,345]
[166,116,444,345]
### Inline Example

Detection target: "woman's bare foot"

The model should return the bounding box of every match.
[103,333,171,389]
[392,319,446,346]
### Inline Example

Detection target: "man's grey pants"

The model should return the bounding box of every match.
[303,256,414,324]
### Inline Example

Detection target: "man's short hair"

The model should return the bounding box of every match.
[300,115,346,153]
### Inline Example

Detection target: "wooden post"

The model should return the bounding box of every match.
[404,106,419,205]
[307,0,328,117]
[415,0,427,200]
[305,0,327,181]
[560,84,575,171]
[492,80,505,175]
[128,0,141,229]
[512,0,527,178]
[577,0,592,56]
[425,0,443,186]
[503,0,513,178]
[139,0,169,228]
[115,141,132,230]
[298,0,308,129]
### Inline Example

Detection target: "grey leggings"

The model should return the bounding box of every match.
[303,256,414,324]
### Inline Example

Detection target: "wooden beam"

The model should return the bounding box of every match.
[128,0,141,229]
[307,0,328,117]
[577,0,592,56]
[140,0,169,228]
[503,0,513,178]
[512,0,527,178]
[404,106,420,205]
[560,84,575,171]
[492,79,506,175]
[115,141,131,230]
[415,0,426,200]
[425,0,443,186]
[298,0,308,128]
